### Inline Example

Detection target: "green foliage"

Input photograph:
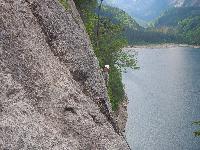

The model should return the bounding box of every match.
[58,0,68,10]
[100,5,141,30]
[74,1,136,110]
[95,18,136,110]
[125,27,180,45]
[94,18,136,111]
[100,5,179,45]
[108,66,124,111]
[179,16,200,45]
[155,7,200,27]
[74,0,97,40]
[193,121,200,137]
[154,7,200,45]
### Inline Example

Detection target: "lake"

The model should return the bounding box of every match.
[123,47,200,150]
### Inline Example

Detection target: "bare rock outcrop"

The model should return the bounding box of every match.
[113,96,128,133]
[0,0,129,149]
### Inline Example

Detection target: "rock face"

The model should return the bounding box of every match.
[0,0,129,149]
[114,96,128,133]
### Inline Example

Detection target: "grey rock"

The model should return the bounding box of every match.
[113,96,128,133]
[0,0,129,149]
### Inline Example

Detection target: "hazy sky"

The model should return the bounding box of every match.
[104,0,169,21]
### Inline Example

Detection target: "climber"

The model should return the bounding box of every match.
[102,65,110,87]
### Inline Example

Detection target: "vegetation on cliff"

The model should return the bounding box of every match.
[59,0,200,112]
[58,0,68,9]
[72,0,137,111]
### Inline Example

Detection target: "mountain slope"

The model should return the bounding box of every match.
[100,5,142,30]
[179,16,200,45]
[155,7,200,27]
[99,5,178,45]
[0,0,129,149]
[104,0,169,21]
[104,0,200,22]
[154,7,200,45]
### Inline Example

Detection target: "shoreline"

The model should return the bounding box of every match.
[125,43,200,49]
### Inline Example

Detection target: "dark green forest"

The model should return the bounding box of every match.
[100,5,200,45]
[155,7,200,27]
[99,5,180,45]
[155,7,200,45]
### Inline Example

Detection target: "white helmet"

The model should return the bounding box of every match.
[105,65,110,69]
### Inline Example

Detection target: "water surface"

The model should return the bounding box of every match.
[123,47,200,150]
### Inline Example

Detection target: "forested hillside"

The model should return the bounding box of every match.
[155,7,200,45]
[104,0,169,21]
[100,5,178,45]
[155,7,200,27]
[80,1,199,46]
[104,0,200,23]
[100,5,141,30]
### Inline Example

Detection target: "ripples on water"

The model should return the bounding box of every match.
[123,47,200,150]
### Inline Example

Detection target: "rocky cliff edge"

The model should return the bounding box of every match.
[0,0,129,149]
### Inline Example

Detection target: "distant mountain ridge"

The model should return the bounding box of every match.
[154,6,200,45]
[170,0,200,7]
[155,7,200,27]
[100,5,142,30]
[104,0,169,21]
[100,5,178,45]
[104,0,200,22]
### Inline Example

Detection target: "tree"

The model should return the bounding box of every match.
[73,0,137,110]
[96,0,104,47]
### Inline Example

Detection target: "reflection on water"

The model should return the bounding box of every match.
[123,47,200,150]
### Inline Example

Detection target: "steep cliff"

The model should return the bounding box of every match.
[0,0,129,149]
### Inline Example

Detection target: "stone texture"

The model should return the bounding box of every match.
[113,96,128,133]
[0,0,129,149]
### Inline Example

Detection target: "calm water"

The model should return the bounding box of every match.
[123,47,200,150]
